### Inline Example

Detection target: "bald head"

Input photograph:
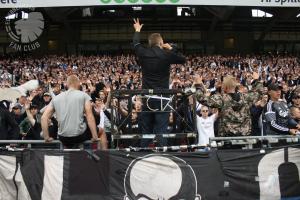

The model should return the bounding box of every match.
[222,75,237,93]
[67,75,80,89]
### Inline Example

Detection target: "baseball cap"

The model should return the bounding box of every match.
[12,103,22,109]
[120,85,127,90]
[43,92,51,96]
[0,100,11,110]
[268,83,282,91]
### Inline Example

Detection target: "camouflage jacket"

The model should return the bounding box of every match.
[195,81,263,137]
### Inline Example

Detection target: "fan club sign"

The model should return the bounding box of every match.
[0,0,299,7]
[0,146,300,200]
[5,8,44,52]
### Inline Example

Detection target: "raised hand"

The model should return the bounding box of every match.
[204,90,211,97]
[193,74,203,85]
[25,99,31,110]
[133,18,143,32]
[162,43,172,50]
[105,86,111,92]
[252,72,259,80]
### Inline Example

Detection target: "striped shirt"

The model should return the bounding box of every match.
[265,100,289,133]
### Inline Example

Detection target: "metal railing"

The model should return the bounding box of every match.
[0,139,207,152]
[209,135,300,149]
[0,133,196,149]
[1,135,299,151]
[112,132,196,139]
[0,140,95,150]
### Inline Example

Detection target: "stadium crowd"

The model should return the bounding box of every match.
[0,54,300,147]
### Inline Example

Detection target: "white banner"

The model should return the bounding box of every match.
[0,0,299,8]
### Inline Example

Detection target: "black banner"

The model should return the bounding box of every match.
[1,146,300,200]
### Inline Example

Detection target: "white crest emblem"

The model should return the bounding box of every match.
[124,154,201,200]
[5,9,44,51]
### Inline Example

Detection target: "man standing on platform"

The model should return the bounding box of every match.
[132,18,186,147]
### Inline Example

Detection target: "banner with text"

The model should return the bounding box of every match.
[0,146,300,200]
[0,0,299,8]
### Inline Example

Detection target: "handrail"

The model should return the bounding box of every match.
[210,135,300,141]
[0,133,197,144]
[0,140,101,144]
[112,132,197,139]
[0,135,299,151]
[112,89,184,96]
[0,140,65,144]
[209,135,300,149]
[0,140,95,150]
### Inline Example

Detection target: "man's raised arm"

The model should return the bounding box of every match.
[132,18,145,56]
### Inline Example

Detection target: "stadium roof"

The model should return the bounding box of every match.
[1,6,299,32]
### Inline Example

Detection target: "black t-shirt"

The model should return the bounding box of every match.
[0,108,20,140]
[23,121,42,140]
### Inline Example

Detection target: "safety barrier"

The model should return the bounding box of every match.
[0,140,93,150]
[210,135,300,149]
[1,135,299,151]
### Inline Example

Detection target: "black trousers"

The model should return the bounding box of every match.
[140,98,169,148]
[58,128,92,148]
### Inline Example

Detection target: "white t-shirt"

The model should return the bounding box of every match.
[97,110,105,129]
[196,114,216,146]
[97,108,112,132]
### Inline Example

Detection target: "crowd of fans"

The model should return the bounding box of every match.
[0,54,300,147]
